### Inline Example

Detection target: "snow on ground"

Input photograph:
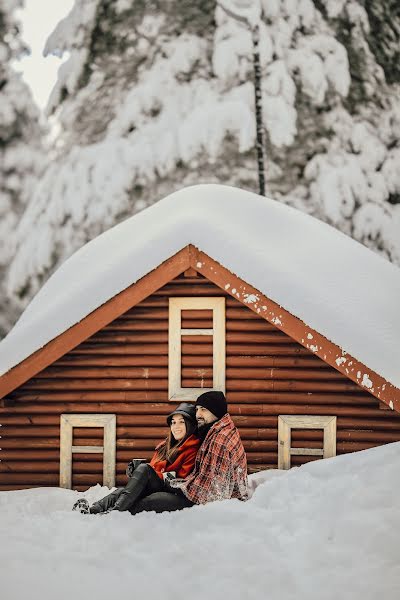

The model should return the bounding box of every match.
[1,442,400,600]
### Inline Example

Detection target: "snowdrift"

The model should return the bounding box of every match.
[1,441,400,600]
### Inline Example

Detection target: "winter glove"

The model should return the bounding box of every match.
[162,471,176,482]
[126,459,147,478]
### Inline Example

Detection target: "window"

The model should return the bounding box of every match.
[59,414,116,489]
[278,415,337,469]
[168,297,225,401]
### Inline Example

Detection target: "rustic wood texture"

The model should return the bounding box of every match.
[1,273,400,490]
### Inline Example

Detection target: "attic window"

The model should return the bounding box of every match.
[168,297,226,401]
[278,415,337,470]
[59,414,116,489]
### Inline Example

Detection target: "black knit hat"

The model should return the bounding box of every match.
[195,391,227,420]
[166,402,196,427]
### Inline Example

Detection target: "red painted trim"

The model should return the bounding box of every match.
[188,246,400,412]
[1,244,399,413]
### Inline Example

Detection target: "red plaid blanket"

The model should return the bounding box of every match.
[171,413,248,504]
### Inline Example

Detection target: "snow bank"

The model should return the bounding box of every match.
[1,442,400,600]
[1,184,400,390]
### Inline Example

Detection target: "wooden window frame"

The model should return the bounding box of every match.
[168,297,225,401]
[278,415,337,470]
[59,414,116,489]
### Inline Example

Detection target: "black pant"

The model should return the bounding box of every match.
[90,463,193,515]
[129,491,194,515]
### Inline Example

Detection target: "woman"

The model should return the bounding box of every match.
[72,402,200,515]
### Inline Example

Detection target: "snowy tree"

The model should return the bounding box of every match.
[0,0,44,336]
[4,0,400,324]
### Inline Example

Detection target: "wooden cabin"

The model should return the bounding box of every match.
[1,185,400,491]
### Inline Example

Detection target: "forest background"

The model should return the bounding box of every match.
[1,0,399,339]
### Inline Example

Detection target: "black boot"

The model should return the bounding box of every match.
[112,463,152,512]
[90,488,124,513]
[72,498,90,514]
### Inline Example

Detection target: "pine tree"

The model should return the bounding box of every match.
[0,0,44,336]
[6,0,400,316]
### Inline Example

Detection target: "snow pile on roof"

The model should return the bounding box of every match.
[1,442,400,600]
[1,184,400,387]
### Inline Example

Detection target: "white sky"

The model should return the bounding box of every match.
[13,0,75,110]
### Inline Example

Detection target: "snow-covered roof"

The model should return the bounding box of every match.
[1,184,400,390]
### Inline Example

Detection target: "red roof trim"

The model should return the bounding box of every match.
[1,244,399,413]
[188,246,400,412]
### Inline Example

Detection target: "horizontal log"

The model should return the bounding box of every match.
[3,412,398,441]
[227,380,360,392]
[70,344,168,355]
[0,439,62,449]
[100,320,279,333]
[87,332,294,345]
[8,391,168,402]
[130,297,169,308]
[0,436,160,449]
[0,450,61,461]
[113,308,168,320]
[87,427,400,444]
[0,461,61,473]
[21,378,359,392]
[104,321,169,332]
[0,445,160,462]
[228,321,276,332]
[69,342,310,356]
[56,355,214,368]
[35,366,347,381]
[0,405,174,424]
[88,332,170,343]
[153,285,227,296]
[33,367,301,382]
[132,292,244,307]
[0,485,41,491]
[181,309,213,319]
[226,308,271,320]
[226,345,313,355]
[4,390,375,408]
[23,379,169,391]
[117,307,274,322]
[2,399,385,425]
[337,417,400,429]
[113,311,261,327]
[227,394,374,407]
[53,355,169,367]
[0,473,60,484]
[228,368,345,381]
[227,356,330,368]
[336,430,400,443]
[36,367,168,380]
[103,320,219,332]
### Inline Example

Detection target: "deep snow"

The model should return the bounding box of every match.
[1,442,400,600]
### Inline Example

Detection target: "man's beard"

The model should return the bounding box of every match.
[197,420,214,441]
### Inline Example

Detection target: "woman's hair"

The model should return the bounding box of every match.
[155,415,196,464]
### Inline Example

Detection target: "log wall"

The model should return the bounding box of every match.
[1,273,400,490]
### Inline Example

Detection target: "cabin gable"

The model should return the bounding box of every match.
[1,270,400,491]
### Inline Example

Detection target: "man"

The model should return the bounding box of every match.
[130,390,248,514]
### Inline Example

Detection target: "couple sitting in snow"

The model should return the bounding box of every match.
[73,391,248,515]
